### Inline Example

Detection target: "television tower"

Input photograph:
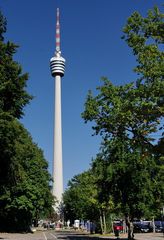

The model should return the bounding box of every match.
[50,8,65,204]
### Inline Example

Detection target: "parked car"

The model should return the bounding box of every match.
[113,221,123,233]
[133,223,150,233]
[154,221,164,233]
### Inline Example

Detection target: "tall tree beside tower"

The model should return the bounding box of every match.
[0,11,53,231]
[82,6,164,239]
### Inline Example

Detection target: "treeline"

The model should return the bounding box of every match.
[63,6,164,238]
[0,12,54,232]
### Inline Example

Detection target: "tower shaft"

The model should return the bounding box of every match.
[53,75,63,202]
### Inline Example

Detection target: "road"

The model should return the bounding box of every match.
[0,230,163,240]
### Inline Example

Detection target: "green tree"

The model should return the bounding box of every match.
[63,169,114,233]
[0,10,33,195]
[82,6,164,239]
[93,138,157,216]
[63,170,99,223]
[0,120,54,231]
[19,123,53,229]
[0,13,32,119]
[0,11,54,231]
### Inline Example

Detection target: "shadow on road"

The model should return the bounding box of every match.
[67,235,128,240]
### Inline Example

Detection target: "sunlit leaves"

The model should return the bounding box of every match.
[81,6,163,221]
[0,11,53,231]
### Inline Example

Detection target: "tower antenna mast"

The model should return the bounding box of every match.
[56,8,60,54]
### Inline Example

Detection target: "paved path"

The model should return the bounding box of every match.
[118,232,163,239]
[0,230,163,240]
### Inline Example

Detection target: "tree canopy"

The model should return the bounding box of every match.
[0,11,53,231]
[81,6,164,238]
[82,4,163,204]
[63,170,100,223]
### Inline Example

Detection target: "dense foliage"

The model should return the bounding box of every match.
[64,6,164,238]
[0,11,53,231]
[63,170,99,223]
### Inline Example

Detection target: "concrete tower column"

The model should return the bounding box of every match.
[53,74,63,202]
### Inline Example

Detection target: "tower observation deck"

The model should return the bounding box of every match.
[50,53,65,77]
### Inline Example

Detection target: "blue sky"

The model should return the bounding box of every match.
[0,0,163,188]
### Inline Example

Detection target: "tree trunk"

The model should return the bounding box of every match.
[103,211,107,234]
[100,214,104,234]
[152,217,155,233]
[125,216,134,240]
